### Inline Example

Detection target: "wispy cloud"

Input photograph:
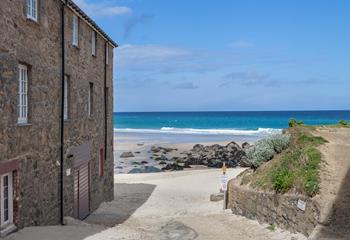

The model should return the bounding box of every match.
[230,40,255,49]
[124,14,154,38]
[116,44,192,67]
[73,0,132,17]
[220,70,277,87]
[173,82,199,89]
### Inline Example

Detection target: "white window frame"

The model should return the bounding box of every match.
[105,45,109,65]
[0,172,14,228]
[18,65,28,124]
[63,76,69,120]
[91,31,96,56]
[27,0,38,22]
[72,15,79,47]
[88,83,93,117]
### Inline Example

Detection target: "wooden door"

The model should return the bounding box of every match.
[74,163,90,220]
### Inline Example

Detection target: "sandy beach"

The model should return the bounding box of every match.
[114,132,248,174]
[7,168,306,240]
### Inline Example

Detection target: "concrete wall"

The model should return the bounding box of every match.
[0,0,114,229]
[227,179,320,236]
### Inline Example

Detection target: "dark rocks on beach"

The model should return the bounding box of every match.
[120,152,135,158]
[162,163,184,171]
[151,146,177,153]
[155,154,168,161]
[176,141,248,169]
[242,142,251,149]
[141,161,148,164]
[128,166,162,174]
[134,151,141,154]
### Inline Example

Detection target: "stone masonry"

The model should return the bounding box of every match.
[0,0,116,234]
[227,179,320,236]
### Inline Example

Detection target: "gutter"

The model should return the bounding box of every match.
[60,0,67,226]
[104,43,107,163]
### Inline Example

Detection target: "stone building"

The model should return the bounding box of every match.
[0,0,116,236]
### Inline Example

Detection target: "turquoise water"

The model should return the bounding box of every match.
[114,111,350,143]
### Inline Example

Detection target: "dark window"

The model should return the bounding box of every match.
[88,82,94,117]
[99,148,104,177]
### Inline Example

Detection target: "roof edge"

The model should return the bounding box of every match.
[65,0,118,48]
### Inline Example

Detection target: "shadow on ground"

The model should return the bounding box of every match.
[313,167,350,240]
[85,183,156,227]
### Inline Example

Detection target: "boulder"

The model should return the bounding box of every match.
[120,152,135,158]
[210,193,224,202]
[242,142,251,149]
[128,166,161,174]
[155,154,168,161]
[161,163,184,171]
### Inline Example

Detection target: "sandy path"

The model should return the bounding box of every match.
[7,168,305,240]
[310,127,350,239]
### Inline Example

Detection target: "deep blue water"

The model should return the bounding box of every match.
[113,111,350,142]
[114,111,350,130]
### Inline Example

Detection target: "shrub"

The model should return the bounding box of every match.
[267,134,291,153]
[246,134,290,168]
[339,120,349,126]
[246,139,275,168]
[288,118,304,127]
[272,167,295,193]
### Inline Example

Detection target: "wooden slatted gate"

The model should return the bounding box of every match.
[74,163,90,220]
[71,142,91,220]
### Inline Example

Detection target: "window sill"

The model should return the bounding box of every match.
[0,223,17,237]
[26,16,38,24]
[17,123,32,127]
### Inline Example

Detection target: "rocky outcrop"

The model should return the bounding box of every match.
[120,152,135,158]
[180,141,248,168]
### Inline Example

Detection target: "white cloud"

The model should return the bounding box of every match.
[230,40,255,48]
[73,0,132,17]
[116,44,192,67]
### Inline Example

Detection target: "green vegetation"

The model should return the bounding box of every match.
[339,119,349,126]
[288,118,304,127]
[241,122,329,197]
[246,134,290,168]
[267,223,276,231]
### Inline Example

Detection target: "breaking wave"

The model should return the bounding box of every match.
[114,127,282,137]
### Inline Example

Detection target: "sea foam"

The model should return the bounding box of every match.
[114,127,282,136]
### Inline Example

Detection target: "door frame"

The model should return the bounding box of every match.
[0,172,13,228]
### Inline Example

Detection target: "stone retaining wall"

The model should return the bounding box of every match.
[227,179,320,236]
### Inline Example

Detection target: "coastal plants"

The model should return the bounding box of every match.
[267,134,291,153]
[246,139,275,168]
[338,119,349,126]
[288,118,304,127]
[246,134,290,168]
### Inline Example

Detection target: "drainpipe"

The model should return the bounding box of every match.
[104,42,107,163]
[60,0,67,226]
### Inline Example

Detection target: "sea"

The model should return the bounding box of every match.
[114,111,350,143]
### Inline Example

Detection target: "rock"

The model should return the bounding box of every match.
[184,141,247,168]
[159,161,167,165]
[155,154,168,161]
[134,151,141,154]
[120,152,135,158]
[192,144,205,152]
[239,157,252,167]
[162,163,184,171]
[151,146,161,153]
[242,142,251,149]
[210,193,224,202]
[141,161,148,164]
[137,143,144,146]
[128,166,161,174]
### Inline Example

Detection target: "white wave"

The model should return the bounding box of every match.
[114,127,282,136]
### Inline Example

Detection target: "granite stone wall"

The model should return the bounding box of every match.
[0,0,114,230]
[227,179,320,236]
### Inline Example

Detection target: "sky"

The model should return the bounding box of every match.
[73,0,350,112]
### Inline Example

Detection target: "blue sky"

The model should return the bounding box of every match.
[74,0,350,112]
